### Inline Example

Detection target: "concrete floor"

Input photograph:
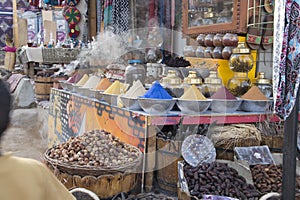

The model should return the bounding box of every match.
[1,107,48,161]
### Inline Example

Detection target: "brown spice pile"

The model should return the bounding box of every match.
[241,85,268,100]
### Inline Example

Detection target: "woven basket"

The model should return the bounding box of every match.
[43,145,143,177]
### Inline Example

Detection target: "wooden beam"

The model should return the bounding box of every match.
[12,0,18,47]
[89,0,97,39]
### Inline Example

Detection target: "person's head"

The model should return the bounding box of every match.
[0,79,11,139]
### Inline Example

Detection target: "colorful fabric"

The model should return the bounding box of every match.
[68,24,80,38]
[64,6,81,25]
[273,0,300,119]
[66,0,80,6]
[103,0,113,29]
[3,45,16,53]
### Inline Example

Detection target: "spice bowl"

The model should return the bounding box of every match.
[138,98,176,114]
[102,93,119,106]
[77,87,91,97]
[59,80,71,91]
[240,99,273,112]
[93,90,105,101]
[177,99,211,114]
[120,96,141,111]
[210,99,242,113]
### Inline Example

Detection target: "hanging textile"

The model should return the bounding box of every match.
[103,0,113,29]
[111,0,129,33]
[273,0,300,120]
[97,0,103,33]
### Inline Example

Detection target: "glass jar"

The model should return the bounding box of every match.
[196,34,206,46]
[204,46,213,58]
[227,72,251,97]
[222,46,234,60]
[125,60,146,86]
[213,47,223,59]
[202,71,223,97]
[213,34,224,47]
[229,42,254,72]
[161,70,183,98]
[183,46,196,57]
[196,46,205,58]
[183,71,203,85]
[204,34,214,47]
[222,33,238,47]
[254,72,272,98]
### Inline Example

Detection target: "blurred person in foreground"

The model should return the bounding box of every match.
[0,79,75,200]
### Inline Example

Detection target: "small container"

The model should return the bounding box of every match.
[196,34,206,46]
[183,46,196,57]
[204,34,214,47]
[125,60,146,86]
[183,71,203,85]
[161,70,183,98]
[254,72,272,98]
[222,46,234,59]
[229,42,254,72]
[222,33,238,46]
[227,72,251,97]
[202,71,223,97]
[196,46,206,58]
[204,46,213,58]
[212,47,223,59]
[213,34,224,47]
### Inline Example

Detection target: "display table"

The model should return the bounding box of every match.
[48,88,282,192]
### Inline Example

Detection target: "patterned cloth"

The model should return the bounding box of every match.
[111,0,129,33]
[273,0,300,119]
[103,0,112,29]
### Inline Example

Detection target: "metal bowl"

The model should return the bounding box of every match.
[138,98,176,114]
[177,99,211,114]
[72,84,80,93]
[102,93,119,106]
[210,99,242,113]
[120,96,142,111]
[59,80,73,91]
[240,99,273,112]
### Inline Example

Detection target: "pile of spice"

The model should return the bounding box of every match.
[210,86,236,100]
[82,75,101,89]
[95,78,112,91]
[241,85,268,100]
[75,74,89,86]
[103,80,128,95]
[67,72,83,84]
[141,81,172,99]
[180,85,206,100]
[123,80,146,98]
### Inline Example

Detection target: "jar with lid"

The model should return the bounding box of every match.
[254,72,272,98]
[222,33,238,47]
[183,71,203,85]
[202,71,223,97]
[183,46,196,57]
[196,46,206,58]
[125,60,146,86]
[204,47,213,58]
[222,46,234,60]
[213,34,223,47]
[213,47,223,59]
[161,70,183,98]
[204,34,214,47]
[227,72,251,97]
[229,42,254,72]
[196,34,206,46]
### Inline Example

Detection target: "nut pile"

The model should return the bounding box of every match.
[251,164,300,194]
[48,130,140,168]
[184,162,260,199]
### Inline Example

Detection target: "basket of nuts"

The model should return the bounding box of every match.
[43,130,143,177]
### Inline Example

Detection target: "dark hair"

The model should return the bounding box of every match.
[0,79,11,138]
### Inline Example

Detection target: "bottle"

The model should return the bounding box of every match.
[125,60,146,86]
[227,72,251,97]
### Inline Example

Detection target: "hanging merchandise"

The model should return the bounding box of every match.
[273,0,300,119]
[111,0,129,33]
[103,0,113,29]
[68,24,80,38]
[66,0,80,6]
[64,6,81,25]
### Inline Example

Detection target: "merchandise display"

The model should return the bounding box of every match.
[141,81,172,99]
[95,78,112,91]
[180,85,206,100]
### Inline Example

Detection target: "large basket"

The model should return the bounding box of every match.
[43,145,143,177]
